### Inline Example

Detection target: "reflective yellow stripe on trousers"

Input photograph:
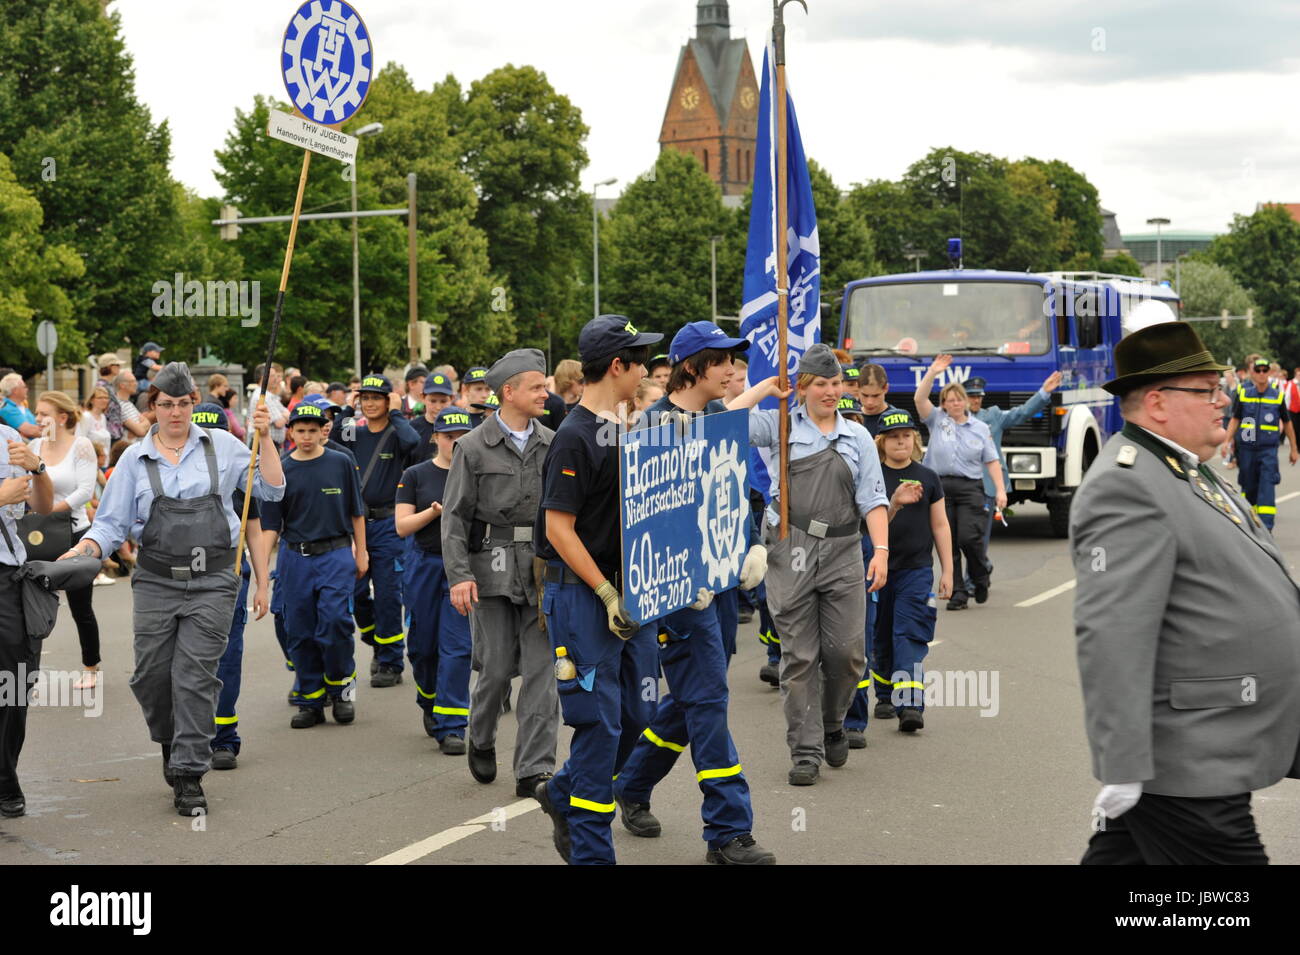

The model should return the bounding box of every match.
[697,764,742,782]
[643,728,685,752]
[569,796,616,813]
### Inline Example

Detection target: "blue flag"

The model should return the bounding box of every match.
[741,40,821,500]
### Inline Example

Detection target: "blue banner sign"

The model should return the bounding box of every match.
[620,409,751,623]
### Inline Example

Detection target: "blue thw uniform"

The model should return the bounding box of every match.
[260,449,365,709]
[396,460,471,740]
[338,411,420,675]
[1232,382,1289,529]
[613,396,755,853]
[535,404,658,865]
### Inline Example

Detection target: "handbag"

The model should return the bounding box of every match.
[0,519,99,640]
[17,510,74,562]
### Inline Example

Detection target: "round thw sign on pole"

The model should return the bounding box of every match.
[36,320,57,391]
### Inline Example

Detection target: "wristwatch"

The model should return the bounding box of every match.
[30,461,46,476]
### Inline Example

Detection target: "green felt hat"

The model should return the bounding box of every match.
[1103,322,1229,396]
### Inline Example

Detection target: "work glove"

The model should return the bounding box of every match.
[595,580,638,641]
[689,587,714,611]
[1093,782,1143,820]
[739,545,767,591]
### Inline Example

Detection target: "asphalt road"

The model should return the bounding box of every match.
[4,460,1300,866]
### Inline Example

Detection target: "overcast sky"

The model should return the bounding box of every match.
[112,0,1300,237]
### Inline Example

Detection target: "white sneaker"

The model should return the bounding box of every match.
[93,573,116,586]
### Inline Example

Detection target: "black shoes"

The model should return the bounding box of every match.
[845,729,867,750]
[440,735,467,756]
[211,749,237,771]
[516,772,552,799]
[737,607,755,625]
[468,743,497,783]
[161,744,176,787]
[331,699,356,724]
[422,709,437,738]
[0,794,25,818]
[759,663,780,687]
[824,730,849,768]
[974,581,990,604]
[535,779,571,864]
[291,706,326,728]
[946,597,968,611]
[898,708,925,732]
[173,776,206,816]
[788,761,819,786]
[706,834,776,865]
[616,795,662,838]
[873,701,896,720]
[371,665,402,688]
[369,657,379,676]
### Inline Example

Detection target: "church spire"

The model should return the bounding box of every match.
[696,0,730,45]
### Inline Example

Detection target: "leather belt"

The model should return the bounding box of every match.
[543,562,620,590]
[287,535,351,557]
[138,548,235,581]
[483,523,534,545]
[789,517,861,539]
[366,505,396,521]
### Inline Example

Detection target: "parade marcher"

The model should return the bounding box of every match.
[966,371,1060,587]
[553,359,584,413]
[338,374,420,687]
[190,403,271,768]
[1225,357,1297,530]
[410,372,455,462]
[749,343,890,786]
[863,410,952,734]
[260,402,367,729]
[443,349,559,795]
[1073,321,1300,864]
[0,424,55,818]
[646,354,671,390]
[396,407,475,753]
[612,321,776,864]
[534,315,663,865]
[400,366,428,419]
[456,367,491,425]
[840,363,861,401]
[914,355,1005,611]
[65,362,284,815]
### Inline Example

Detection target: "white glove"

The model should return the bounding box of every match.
[689,587,714,611]
[1093,782,1143,819]
[739,545,767,591]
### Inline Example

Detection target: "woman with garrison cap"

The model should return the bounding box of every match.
[60,362,284,817]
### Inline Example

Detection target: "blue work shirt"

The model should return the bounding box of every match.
[974,389,1050,498]
[749,403,888,526]
[495,412,534,454]
[85,423,285,556]
[922,407,998,480]
[0,424,28,565]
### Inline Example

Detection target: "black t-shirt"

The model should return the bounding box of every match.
[326,438,357,464]
[339,413,421,506]
[535,404,621,576]
[409,414,440,463]
[861,404,902,439]
[395,461,448,552]
[540,391,567,432]
[883,460,944,571]
[260,447,364,543]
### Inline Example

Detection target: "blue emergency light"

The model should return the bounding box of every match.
[947,237,962,268]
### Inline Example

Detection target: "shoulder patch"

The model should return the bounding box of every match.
[1116,445,1138,468]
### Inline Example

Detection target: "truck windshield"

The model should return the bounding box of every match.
[845,281,1051,356]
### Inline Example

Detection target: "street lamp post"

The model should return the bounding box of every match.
[709,235,723,322]
[592,177,617,318]
[351,122,384,375]
[1146,216,1170,282]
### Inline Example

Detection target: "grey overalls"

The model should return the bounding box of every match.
[764,445,867,766]
[131,434,240,777]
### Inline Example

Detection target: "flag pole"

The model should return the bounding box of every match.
[236,147,312,575]
[773,0,807,540]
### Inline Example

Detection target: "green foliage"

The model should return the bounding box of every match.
[0,0,179,353]
[808,159,877,341]
[1206,205,1300,368]
[0,153,85,369]
[1101,252,1144,277]
[1021,157,1104,267]
[1174,259,1266,364]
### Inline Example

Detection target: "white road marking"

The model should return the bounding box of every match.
[1015,578,1076,608]
[368,798,538,865]
[1277,491,1300,504]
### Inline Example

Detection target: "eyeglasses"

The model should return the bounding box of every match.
[155,400,195,412]
[1157,385,1224,404]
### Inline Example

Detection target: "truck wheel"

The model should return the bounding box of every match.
[1048,493,1072,539]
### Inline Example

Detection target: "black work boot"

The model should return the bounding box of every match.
[873,700,896,720]
[331,698,356,724]
[440,735,467,756]
[210,749,237,771]
[161,744,176,787]
[173,775,207,816]
[759,663,780,687]
[515,772,552,798]
[788,761,819,786]
[468,743,497,783]
[535,779,571,864]
[371,665,402,688]
[291,706,326,728]
[898,708,925,732]
[845,729,867,749]
[706,834,776,865]
[616,795,662,838]
[824,730,850,768]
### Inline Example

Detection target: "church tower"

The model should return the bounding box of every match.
[659,1,759,196]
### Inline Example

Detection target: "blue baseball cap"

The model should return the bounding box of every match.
[463,367,489,385]
[669,321,748,364]
[434,408,475,433]
[288,402,329,427]
[836,395,864,417]
[191,402,228,431]
[471,393,500,413]
[578,315,664,363]
[841,364,861,381]
[877,409,919,433]
[299,394,333,415]
[423,372,454,396]
[357,373,392,395]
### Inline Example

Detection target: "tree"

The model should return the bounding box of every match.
[808,159,876,343]
[0,0,180,352]
[0,153,85,369]
[1101,252,1144,277]
[1174,260,1267,364]
[1206,205,1300,367]
[600,150,730,342]
[1020,157,1104,267]
[457,65,589,357]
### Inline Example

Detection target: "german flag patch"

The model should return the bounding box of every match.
[561,468,576,477]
